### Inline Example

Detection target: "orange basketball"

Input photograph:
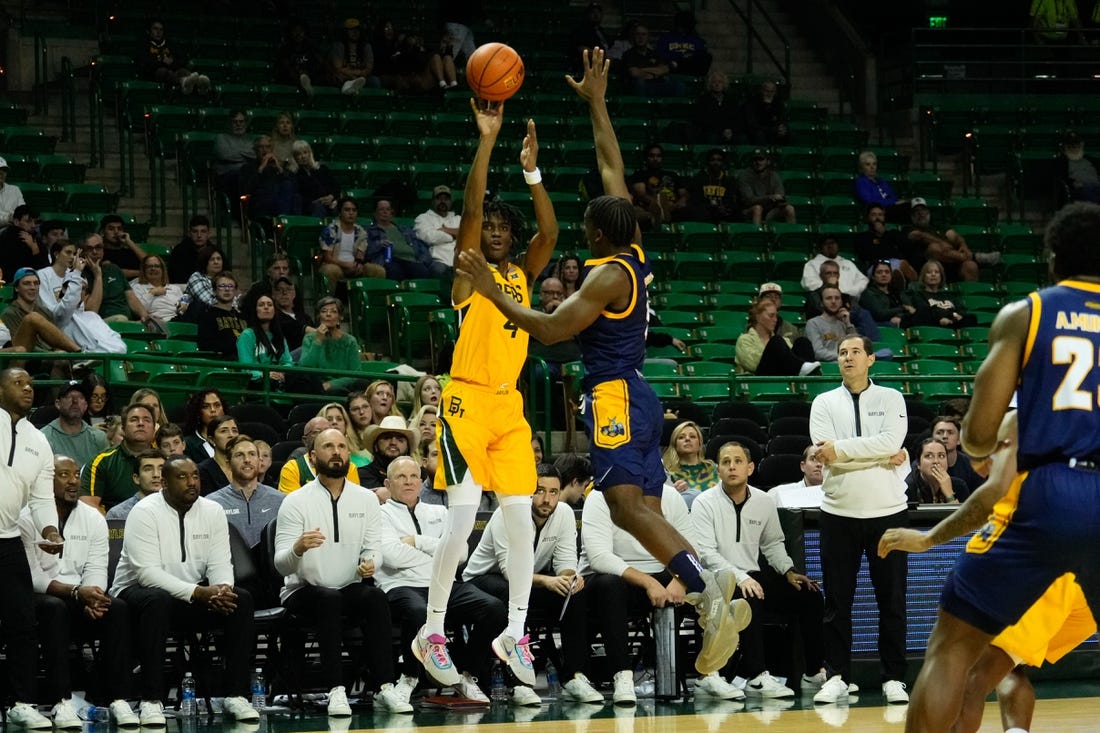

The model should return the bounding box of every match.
[466,43,525,102]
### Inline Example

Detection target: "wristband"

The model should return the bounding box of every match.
[71,585,81,601]
[523,167,542,186]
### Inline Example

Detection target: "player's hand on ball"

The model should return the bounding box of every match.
[566,47,611,101]
[877,528,932,557]
[456,249,495,296]
[469,98,504,138]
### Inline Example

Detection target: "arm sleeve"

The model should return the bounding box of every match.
[734,331,763,374]
[235,329,263,381]
[126,510,197,601]
[273,498,305,575]
[83,513,110,589]
[359,494,383,567]
[379,510,432,569]
[414,212,452,246]
[29,446,58,536]
[834,389,907,459]
[688,498,739,580]
[298,333,321,368]
[580,497,629,578]
[551,512,580,574]
[801,257,823,291]
[18,513,55,594]
[758,504,795,575]
[204,510,235,587]
[805,318,835,361]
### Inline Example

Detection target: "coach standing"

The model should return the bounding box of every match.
[0,367,64,729]
[808,335,911,706]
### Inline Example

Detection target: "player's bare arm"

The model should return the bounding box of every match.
[567,47,630,201]
[457,251,627,344]
[517,118,559,284]
[452,98,504,304]
[962,300,1028,456]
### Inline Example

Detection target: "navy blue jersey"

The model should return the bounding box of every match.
[1018,280,1100,468]
[575,245,652,388]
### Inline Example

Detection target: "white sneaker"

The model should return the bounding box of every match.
[109,700,140,728]
[799,360,822,376]
[6,703,51,730]
[693,672,745,701]
[813,675,850,704]
[801,669,827,690]
[882,680,909,704]
[393,674,419,705]
[180,73,197,95]
[561,673,603,704]
[223,696,260,722]
[848,682,860,694]
[299,73,313,96]
[50,700,81,730]
[453,673,489,703]
[491,633,537,686]
[327,686,352,717]
[612,670,636,705]
[341,78,367,96]
[511,686,541,706]
[746,671,795,698]
[375,683,414,713]
[137,700,166,727]
[195,75,211,94]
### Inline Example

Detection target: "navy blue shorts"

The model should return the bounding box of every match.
[581,376,666,497]
[941,464,1100,635]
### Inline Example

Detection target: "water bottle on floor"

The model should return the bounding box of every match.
[78,705,110,723]
[545,659,560,699]
[490,662,507,703]
[180,672,197,717]
[251,668,267,711]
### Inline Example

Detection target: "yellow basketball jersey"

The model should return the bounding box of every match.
[450,263,530,389]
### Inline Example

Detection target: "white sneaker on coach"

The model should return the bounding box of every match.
[561,673,604,704]
[801,668,828,690]
[6,703,51,730]
[327,685,352,717]
[813,675,850,704]
[746,671,794,698]
[452,673,489,703]
[49,700,81,730]
[612,670,636,705]
[108,700,140,728]
[693,672,744,701]
[375,684,414,713]
[393,674,419,705]
[137,700,166,727]
[223,696,260,722]
[511,686,541,707]
[882,680,909,704]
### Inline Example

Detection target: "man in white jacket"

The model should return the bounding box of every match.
[801,234,868,298]
[808,334,910,706]
[413,185,461,278]
[110,455,259,727]
[273,428,412,716]
[377,456,506,703]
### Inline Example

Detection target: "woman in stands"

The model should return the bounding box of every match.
[906,259,977,328]
[82,373,114,426]
[181,388,226,464]
[317,401,367,456]
[854,150,909,223]
[735,298,820,377]
[411,374,442,415]
[299,296,361,394]
[292,141,339,218]
[555,253,582,297]
[662,421,718,502]
[236,294,295,390]
[408,404,438,446]
[185,245,228,309]
[905,437,968,505]
[270,113,299,171]
[130,387,165,432]
[860,260,918,328]
[130,254,184,324]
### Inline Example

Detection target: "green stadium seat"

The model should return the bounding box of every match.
[385,112,434,138]
[260,84,303,110]
[294,110,342,136]
[768,222,816,253]
[229,60,273,84]
[348,278,400,351]
[387,292,442,362]
[60,183,118,214]
[906,325,960,344]
[20,183,65,211]
[215,83,263,109]
[724,223,772,252]
[654,293,707,311]
[36,155,86,185]
[905,358,959,376]
[1,127,58,155]
[689,342,736,363]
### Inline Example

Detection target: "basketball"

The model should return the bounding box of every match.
[466,43,525,102]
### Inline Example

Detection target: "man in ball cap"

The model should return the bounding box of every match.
[331,18,377,95]
[757,281,802,340]
[41,380,108,471]
[0,156,26,225]
[1058,130,1100,204]
[414,184,462,278]
[0,267,83,358]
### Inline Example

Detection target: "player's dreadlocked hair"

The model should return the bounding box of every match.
[585,195,637,248]
[484,196,527,245]
[1046,201,1100,281]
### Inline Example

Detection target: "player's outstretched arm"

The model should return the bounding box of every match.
[566,47,629,201]
[457,249,626,344]
[453,99,504,304]
[962,299,1028,456]
[519,118,559,284]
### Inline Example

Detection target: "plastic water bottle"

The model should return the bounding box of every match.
[180,672,197,717]
[489,662,507,703]
[176,293,191,315]
[545,659,560,699]
[251,668,267,711]
[78,705,110,723]
[384,243,393,264]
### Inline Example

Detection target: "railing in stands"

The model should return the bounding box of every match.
[59,57,76,143]
[724,0,791,88]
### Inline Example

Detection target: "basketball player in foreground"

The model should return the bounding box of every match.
[456,47,750,675]
[904,202,1100,732]
[413,98,558,689]
[880,410,1096,733]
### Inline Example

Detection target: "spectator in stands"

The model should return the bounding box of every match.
[801,234,868,298]
[736,298,820,377]
[0,204,47,276]
[275,21,324,96]
[42,381,108,472]
[358,415,417,491]
[690,71,745,146]
[745,80,790,147]
[931,417,984,492]
[81,233,152,323]
[684,149,739,222]
[237,294,295,390]
[293,141,339,218]
[376,455,504,704]
[273,429,413,716]
[737,149,795,224]
[278,416,363,493]
[131,254,183,324]
[860,260,918,328]
[213,113,254,205]
[770,445,826,509]
[130,389,164,433]
[137,19,209,95]
[621,24,683,97]
[181,388,225,464]
[408,404,438,445]
[854,151,908,223]
[1057,131,1100,203]
[553,453,592,509]
[429,28,461,90]
[691,442,823,698]
[299,296,361,393]
[82,374,113,426]
[82,402,157,510]
[803,260,878,341]
[370,22,443,93]
[906,260,977,328]
[330,18,377,95]
[662,421,718,507]
[905,437,967,506]
[417,438,442,497]
[805,286,860,362]
[105,448,164,521]
[905,198,980,283]
[411,375,442,415]
[317,402,367,465]
[853,204,919,282]
[197,272,246,360]
[568,3,612,76]
[167,216,212,287]
[657,11,712,77]
[438,0,479,65]
[240,135,299,223]
[629,144,689,229]
[37,243,126,355]
[367,199,433,281]
[463,462,602,706]
[756,282,802,340]
[555,254,583,298]
[319,197,384,293]
[0,157,25,224]
[99,215,145,279]
[1,267,83,358]
[207,435,283,547]
[110,455,259,727]
[414,185,461,278]
[271,276,313,352]
[21,453,137,728]
[197,414,238,495]
[156,423,185,456]
[37,220,66,254]
[241,253,296,316]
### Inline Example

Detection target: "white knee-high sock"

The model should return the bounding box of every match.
[499,494,535,639]
[424,481,481,637]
